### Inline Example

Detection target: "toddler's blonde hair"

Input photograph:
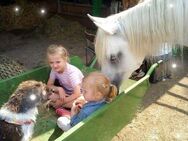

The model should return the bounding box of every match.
[83,71,117,102]
[47,44,69,61]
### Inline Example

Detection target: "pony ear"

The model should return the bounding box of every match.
[87,14,119,35]
[87,14,104,24]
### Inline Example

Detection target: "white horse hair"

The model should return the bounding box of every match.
[88,0,188,86]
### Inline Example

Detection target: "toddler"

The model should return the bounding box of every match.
[57,71,117,131]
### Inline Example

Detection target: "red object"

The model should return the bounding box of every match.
[56,108,71,117]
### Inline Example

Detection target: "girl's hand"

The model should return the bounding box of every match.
[59,93,65,101]
[57,87,66,101]
[52,99,64,109]
[47,86,57,93]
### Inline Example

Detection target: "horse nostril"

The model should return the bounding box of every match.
[110,51,123,65]
[117,52,122,59]
[110,55,117,63]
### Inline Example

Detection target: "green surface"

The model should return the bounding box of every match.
[0,56,96,140]
[0,56,159,141]
[0,65,50,106]
[54,77,149,141]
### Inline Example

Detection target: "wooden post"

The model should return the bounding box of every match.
[57,0,61,13]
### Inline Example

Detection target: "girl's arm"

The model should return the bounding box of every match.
[47,78,65,101]
[63,84,81,104]
[47,78,56,90]
[47,78,64,93]
[47,78,61,91]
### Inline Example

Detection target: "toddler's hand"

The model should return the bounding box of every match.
[74,96,86,109]
[71,98,86,116]
[71,105,80,116]
[74,100,85,109]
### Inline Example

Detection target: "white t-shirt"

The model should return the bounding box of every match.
[49,63,84,95]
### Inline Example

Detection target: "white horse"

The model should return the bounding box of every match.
[88,0,188,87]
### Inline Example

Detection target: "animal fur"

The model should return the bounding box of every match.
[0,80,47,141]
[88,0,188,85]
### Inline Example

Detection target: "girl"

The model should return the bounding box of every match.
[57,71,117,131]
[46,44,84,109]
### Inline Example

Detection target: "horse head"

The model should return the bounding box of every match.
[88,14,144,88]
[88,0,187,87]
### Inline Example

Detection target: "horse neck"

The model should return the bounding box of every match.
[117,0,187,53]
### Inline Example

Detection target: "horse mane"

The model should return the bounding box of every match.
[119,0,185,54]
[95,0,185,64]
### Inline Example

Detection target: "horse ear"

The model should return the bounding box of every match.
[87,14,119,35]
[87,14,104,24]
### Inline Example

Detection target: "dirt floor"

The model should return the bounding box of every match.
[0,29,86,69]
[112,56,188,141]
[0,26,188,141]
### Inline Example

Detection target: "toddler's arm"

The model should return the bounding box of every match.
[71,96,86,117]
[70,109,87,127]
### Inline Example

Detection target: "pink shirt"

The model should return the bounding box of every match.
[49,63,84,95]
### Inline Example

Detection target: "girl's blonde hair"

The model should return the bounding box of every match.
[83,71,117,102]
[47,44,69,61]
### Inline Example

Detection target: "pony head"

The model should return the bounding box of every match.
[88,14,145,87]
[88,0,186,87]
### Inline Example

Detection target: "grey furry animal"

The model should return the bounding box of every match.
[0,80,47,141]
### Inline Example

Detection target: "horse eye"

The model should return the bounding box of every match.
[110,55,116,62]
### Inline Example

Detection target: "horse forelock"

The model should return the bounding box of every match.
[95,28,145,82]
[95,28,127,65]
[95,28,107,65]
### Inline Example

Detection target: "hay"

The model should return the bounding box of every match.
[0,55,26,80]
[39,15,85,41]
[0,4,44,31]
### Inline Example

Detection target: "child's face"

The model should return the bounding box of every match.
[48,54,66,73]
[81,79,102,102]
